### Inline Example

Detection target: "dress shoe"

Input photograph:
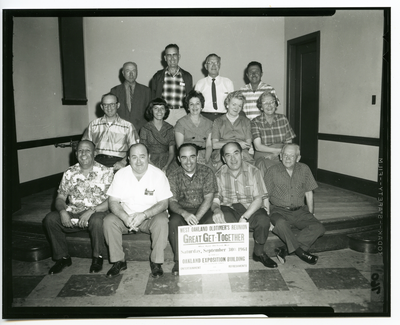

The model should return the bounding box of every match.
[106,261,127,278]
[90,256,103,273]
[150,260,164,278]
[275,246,288,264]
[49,256,72,274]
[172,261,179,276]
[297,251,318,265]
[253,253,278,268]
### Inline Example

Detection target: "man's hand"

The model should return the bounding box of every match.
[238,141,251,150]
[123,214,135,229]
[183,213,199,226]
[78,209,93,228]
[60,210,74,228]
[113,160,126,171]
[212,208,226,224]
[239,216,248,223]
[129,212,146,231]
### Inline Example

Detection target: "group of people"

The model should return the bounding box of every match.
[43,43,326,279]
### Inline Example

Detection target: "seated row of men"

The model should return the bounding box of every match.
[107,43,278,131]
[44,140,325,278]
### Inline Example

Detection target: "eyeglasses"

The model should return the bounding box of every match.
[206,61,219,66]
[102,103,117,108]
[262,101,276,107]
[165,53,179,59]
[282,154,296,160]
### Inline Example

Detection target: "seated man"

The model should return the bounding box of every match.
[103,143,172,278]
[82,93,139,172]
[44,140,114,274]
[209,142,277,268]
[167,143,218,276]
[265,144,325,265]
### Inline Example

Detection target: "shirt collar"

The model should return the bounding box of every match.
[165,67,181,77]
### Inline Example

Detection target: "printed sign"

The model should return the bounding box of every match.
[178,223,249,275]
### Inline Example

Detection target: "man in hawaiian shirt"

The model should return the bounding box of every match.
[43,140,114,274]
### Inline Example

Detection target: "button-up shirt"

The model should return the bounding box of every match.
[83,114,139,158]
[265,162,318,207]
[214,161,267,209]
[162,68,186,108]
[168,164,218,209]
[251,113,296,145]
[58,161,114,214]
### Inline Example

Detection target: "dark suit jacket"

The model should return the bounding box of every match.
[149,67,193,101]
[110,82,151,132]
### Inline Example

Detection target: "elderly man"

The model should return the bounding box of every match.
[44,140,114,274]
[110,61,151,132]
[240,61,279,121]
[265,144,325,265]
[103,143,172,278]
[82,93,139,172]
[209,142,277,268]
[150,44,193,126]
[195,53,234,121]
[167,143,218,275]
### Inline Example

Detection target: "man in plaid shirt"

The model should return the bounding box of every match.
[210,142,278,268]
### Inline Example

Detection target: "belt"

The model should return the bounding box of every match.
[202,112,225,115]
[279,206,303,211]
[96,154,121,159]
[170,105,183,109]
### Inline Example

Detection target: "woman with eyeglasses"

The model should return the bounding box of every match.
[250,90,296,173]
[140,98,177,175]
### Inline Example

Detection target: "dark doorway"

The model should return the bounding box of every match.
[287,31,320,177]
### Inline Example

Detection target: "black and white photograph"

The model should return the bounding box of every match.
[2,0,392,320]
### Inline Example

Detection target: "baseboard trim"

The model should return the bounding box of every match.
[19,173,63,197]
[317,169,378,197]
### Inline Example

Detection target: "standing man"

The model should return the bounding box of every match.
[150,44,193,126]
[209,142,277,268]
[195,53,234,121]
[110,61,151,132]
[265,144,325,265]
[240,61,279,121]
[82,93,139,172]
[167,143,218,275]
[103,143,172,278]
[44,140,114,274]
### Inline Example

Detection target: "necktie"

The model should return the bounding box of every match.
[212,78,218,110]
[129,85,134,112]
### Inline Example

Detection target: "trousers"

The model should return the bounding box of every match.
[201,203,271,255]
[168,208,214,261]
[103,211,169,264]
[43,210,108,260]
[269,205,326,253]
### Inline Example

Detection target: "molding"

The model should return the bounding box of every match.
[318,133,380,146]
[62,99,88,105]
[317,169,378,197]
[17,135,82,150]
[19,173,63,198]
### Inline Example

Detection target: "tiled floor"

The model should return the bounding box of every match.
[11,248,385,314]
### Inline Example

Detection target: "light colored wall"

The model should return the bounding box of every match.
[13,17,89,182]
[285,10,383,181]
[83,16,286,119]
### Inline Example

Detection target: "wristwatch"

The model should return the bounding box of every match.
[241,216,249,222]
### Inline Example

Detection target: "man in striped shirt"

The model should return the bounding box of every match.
[83,93,139,172]
[265,144,325,265]
[210,142,278,268]
[240,61,278,121]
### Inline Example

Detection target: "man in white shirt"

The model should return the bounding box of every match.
[103,143,172,278]
[195,53,234,121]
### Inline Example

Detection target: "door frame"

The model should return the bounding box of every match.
[286,31,321,178]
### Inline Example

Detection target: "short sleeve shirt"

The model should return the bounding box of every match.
[265,162,318,207]
[251,113,296,145]
[214,162,267,209]
[212,114,252,142]
[58,162,114,214]
[107,164,172,215]
[168,164,218,209]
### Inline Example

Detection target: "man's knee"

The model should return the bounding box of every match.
[43,211,61,227]
[270,213,289,229]
[311,222,326,237]
[252,210,270,228]
[88,212,106,230]
[151,213,169,229]
[103,213,120,231]
[168,213,186,230]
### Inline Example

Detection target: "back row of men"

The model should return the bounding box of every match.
[44,140,325,279]
[109,43,277,130]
